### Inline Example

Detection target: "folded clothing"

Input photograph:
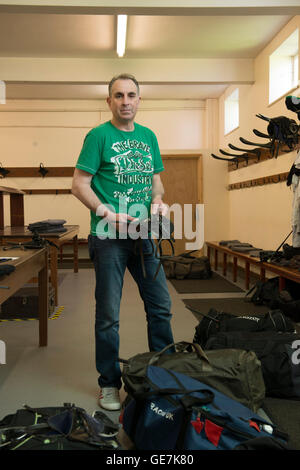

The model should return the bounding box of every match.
[249,249,263,257]
[229,246,255,253]
[0,264,16,277]
[28,219,67,234]
[219,240,241,246]
[227,243,253,251]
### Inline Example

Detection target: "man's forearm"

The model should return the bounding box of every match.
[152,174,165,202]
[72,180,102,213]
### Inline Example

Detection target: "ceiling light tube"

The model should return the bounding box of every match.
[117,15,127,58]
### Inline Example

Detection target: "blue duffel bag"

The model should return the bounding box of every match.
[122,365,289,450]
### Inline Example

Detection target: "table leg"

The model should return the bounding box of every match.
[233,257,237,282]
[50,244,58,305]
[245,261,250,290]
[223,253,227,276]
[38,249,49,347]
[279,276,286,291]
[214,249,218,271]
[260,266,266,282]
[207,245,211,262]
[73,235,78,273]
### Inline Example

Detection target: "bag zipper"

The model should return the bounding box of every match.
[195,407,264,442]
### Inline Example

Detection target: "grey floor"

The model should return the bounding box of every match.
[0,265,247,425]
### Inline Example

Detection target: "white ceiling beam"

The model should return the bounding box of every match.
[0,57,254,84]
[0,0,299,15]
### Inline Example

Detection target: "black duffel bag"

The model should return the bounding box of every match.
[245,277,300,322]
[190,307,295,349]
[205,331,300,399]
[161,250,212,280]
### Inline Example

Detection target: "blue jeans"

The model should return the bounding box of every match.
[88,235,174,389]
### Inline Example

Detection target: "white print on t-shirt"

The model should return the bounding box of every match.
[111,139,151,154]
[111,150,153,178]
[113,186,152,203]
[110,140,155,204]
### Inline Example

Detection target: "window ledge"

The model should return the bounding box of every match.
[224,126,239,137]
[268,85,299,107]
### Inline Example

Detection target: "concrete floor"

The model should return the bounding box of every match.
[0,266,246,425]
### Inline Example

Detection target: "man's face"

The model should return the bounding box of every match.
[107,79,141,127]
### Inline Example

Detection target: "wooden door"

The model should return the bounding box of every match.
[159,154,202,255]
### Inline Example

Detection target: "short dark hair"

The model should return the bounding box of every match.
[108,73,140,97]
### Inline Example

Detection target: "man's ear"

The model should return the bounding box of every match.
[106,96,111,107]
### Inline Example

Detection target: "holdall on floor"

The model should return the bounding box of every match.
[161,251,212,280]
[121,341,265,413]
[204,331,300,399]
[245,277,300,322]
[0,403,122,450]
[190,307,295,349]
[122,365,288,451]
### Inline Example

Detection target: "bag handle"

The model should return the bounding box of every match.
[134,386,214,407]
[148,341,210,366]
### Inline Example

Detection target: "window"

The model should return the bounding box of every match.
[269,29,299,104]
[224,88,239,135]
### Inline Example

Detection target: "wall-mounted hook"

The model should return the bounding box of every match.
[0,163,10,178]
[38,163,49,177]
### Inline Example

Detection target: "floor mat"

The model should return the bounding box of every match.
[169,272,244,294]
[262,397,300,450]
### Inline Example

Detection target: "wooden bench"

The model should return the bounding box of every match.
[206,241,300,291]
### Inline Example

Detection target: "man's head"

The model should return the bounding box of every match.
[107,74,141,130]
[108,73,140,97]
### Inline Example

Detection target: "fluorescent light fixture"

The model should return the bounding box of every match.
[117,15,127,58]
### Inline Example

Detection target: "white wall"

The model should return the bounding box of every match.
[218,16,300,250]
[0,99,212,239]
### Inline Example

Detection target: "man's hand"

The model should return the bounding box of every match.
[96,205,137,232]
[151,197,169,217]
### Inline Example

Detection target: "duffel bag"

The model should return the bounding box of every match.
[121,365,288,450]
[190,307,295,348]
[245,277,300,321]
[121,341,265,412]
[204,331,300,399]
[161,251,212,280]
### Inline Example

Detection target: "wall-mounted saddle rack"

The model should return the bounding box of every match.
[227,141,297,172]
[228,171,289,190]
[0,167,75,178]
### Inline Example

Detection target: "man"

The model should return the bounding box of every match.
[72,73,174,411]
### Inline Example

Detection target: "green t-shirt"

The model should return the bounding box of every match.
[76,121,164,237]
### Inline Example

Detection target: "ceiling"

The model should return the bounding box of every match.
[0,3,297,101]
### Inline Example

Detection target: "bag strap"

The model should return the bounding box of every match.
[148,341,210,366]
[134,387,214,403]
[178,250,198,258]
[267,310,288,332]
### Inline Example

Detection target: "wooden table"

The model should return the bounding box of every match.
[0,225,79,305]
[0,247,49,346]
[206,241,300,291]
